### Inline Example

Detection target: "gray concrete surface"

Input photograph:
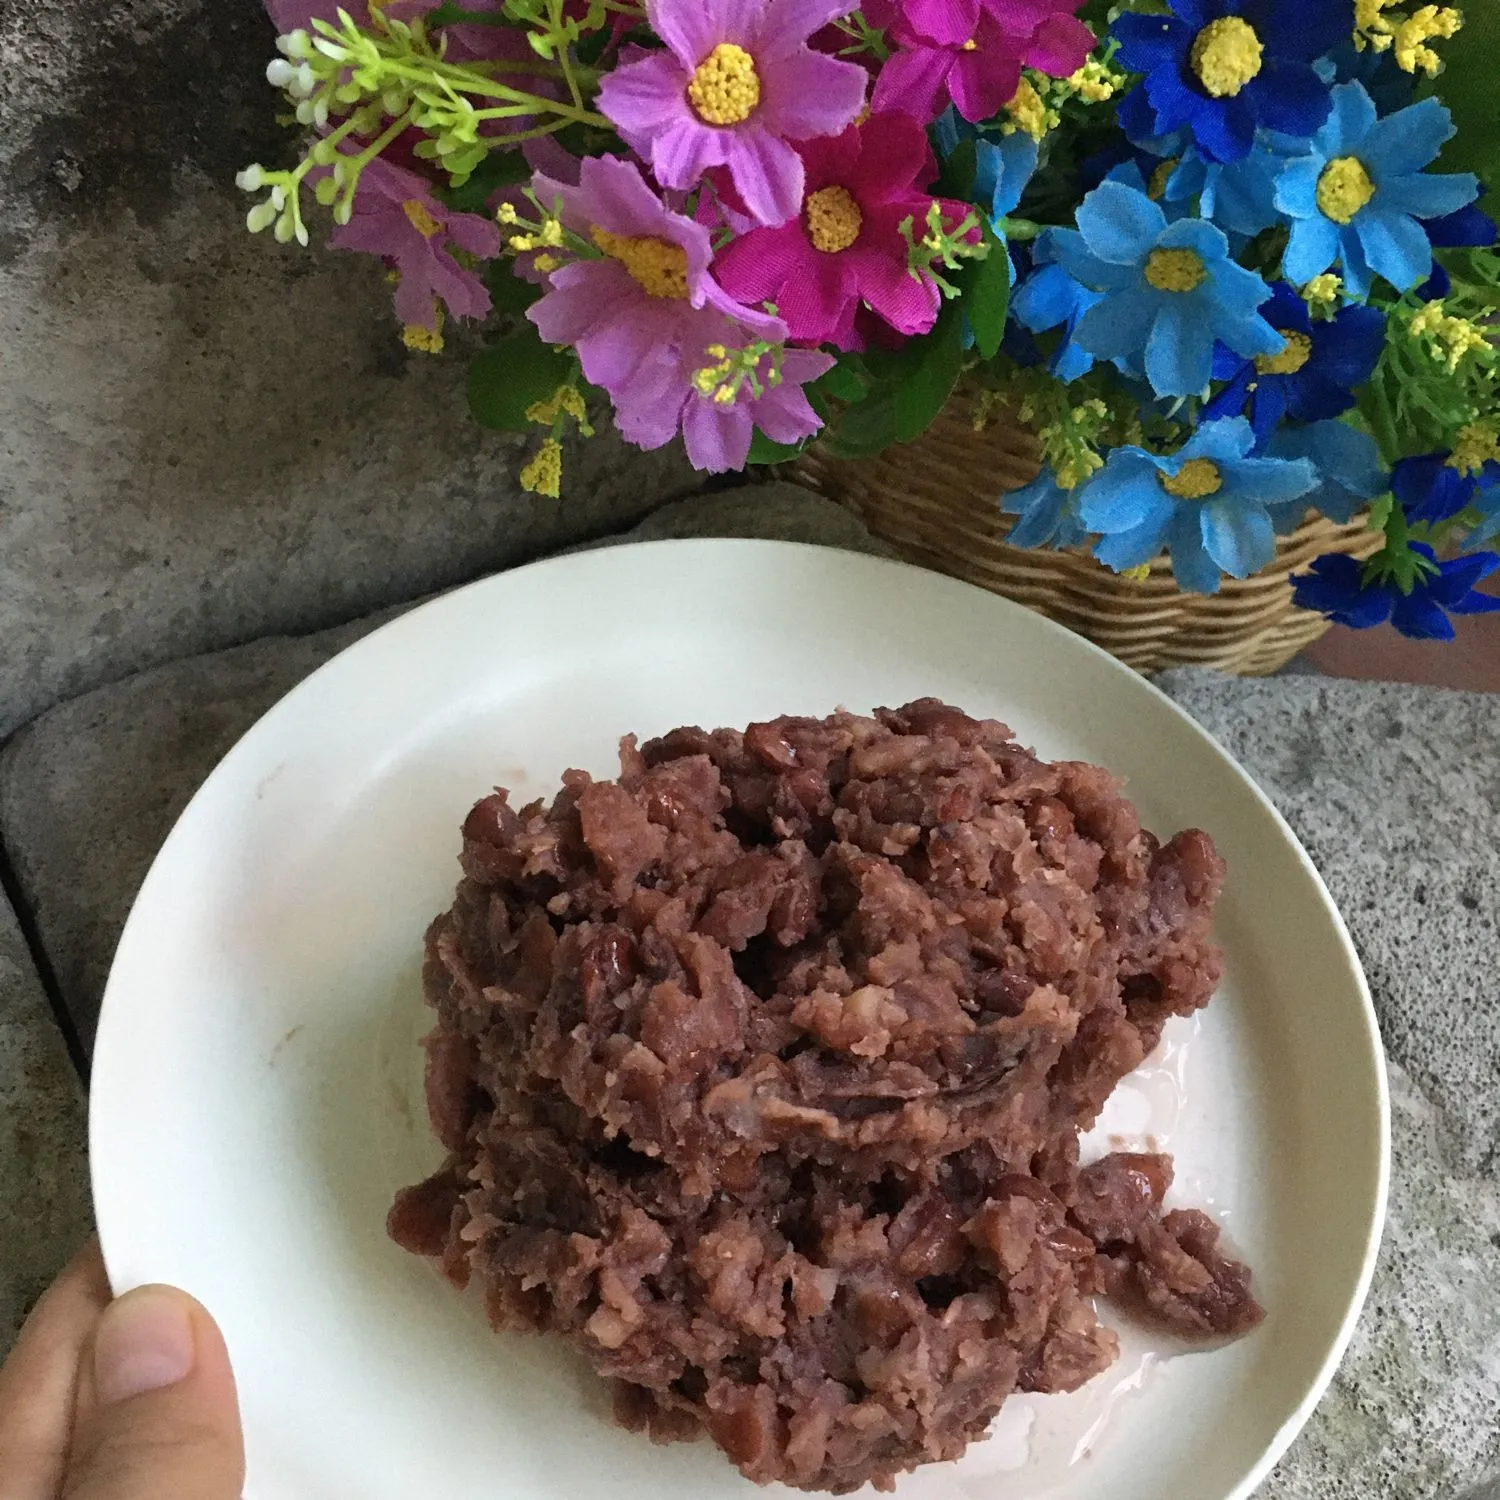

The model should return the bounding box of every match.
[0,0,699,743]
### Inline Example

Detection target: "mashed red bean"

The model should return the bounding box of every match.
[389,702,1262,1492]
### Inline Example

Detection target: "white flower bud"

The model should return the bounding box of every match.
[273,212,296,244]
[313,98,329,129]
[246,200,278,233]
[269,185,287,210]
[266,58,295,87]
[295,221,310,247]
[235,164,265,192]
[333,198,354,225]
[295,99,316,125]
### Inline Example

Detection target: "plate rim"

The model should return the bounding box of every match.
[89,536,1391,1499]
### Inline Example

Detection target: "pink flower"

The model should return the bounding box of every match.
[867,0,1094,123]
[613,311,833,471]
[329,157,501,330]
[596,0,869,227]
[712,112,964,349]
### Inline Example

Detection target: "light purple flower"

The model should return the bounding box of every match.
[527,154,778,398]
[613,310,832,471]
[329,156,500,330]
[596,0,868,227]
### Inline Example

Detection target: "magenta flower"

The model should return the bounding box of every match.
[713,112,964,349]
[596,0,869,227]
[527,155,780,400]
[867,0,1095,124]
[329,156,500,331]
[612,309,834,471]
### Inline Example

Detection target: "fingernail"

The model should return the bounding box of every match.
[93,1287,197,1404]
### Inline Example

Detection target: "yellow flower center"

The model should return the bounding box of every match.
[1255,329,1314,375]
[1006,77,1049,140]
[402,199,442,238]
[590,227,690,299]
[1189,16,1264,97]
[1316,156,1377,225]
[1148,158,1179,202]
[962,37,978,50]
[1161,459,1224,500]
[804,185,863,254]
[1144,247,1207,293]
[687,42,761,126]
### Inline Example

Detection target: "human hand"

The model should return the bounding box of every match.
[0,1241,243,1499]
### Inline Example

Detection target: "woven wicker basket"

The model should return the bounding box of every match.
[794,394,1382,676]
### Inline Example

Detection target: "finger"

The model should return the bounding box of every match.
[0,1240,111,1500]
[63,1285,244,1500]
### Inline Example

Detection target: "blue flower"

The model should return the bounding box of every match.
[1078,416,1316,592]
[974,134,1038,230]
[1001,471,1091,550]
[1046,180,1281,397]
[1264,419,1387,527]
[1011,235,1107,382]
[1293,545,1500,639]
[1203,282,1386,440]
[1162,135,1298,238]
[1391,453,1500,528]
[1274,82,1480,299]
[1112,0,1350,164]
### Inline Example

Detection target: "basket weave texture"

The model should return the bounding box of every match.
[793,396,1382,676]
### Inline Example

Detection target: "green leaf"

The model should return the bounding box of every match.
[1431,9,1500,184]
[967,221,1012,360]
[485,260,542,316]
[466,332,574,433]
[816,356,871,404]
[935,139,978,201]
[894,304,965,443]
[747,429,810,464]
[823,387,902,459]
[440,149,533,214]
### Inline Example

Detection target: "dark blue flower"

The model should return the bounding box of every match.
[1275,82,1479,299]
[1319,41,1416,114]
[1045,180,1281,397]
[1424,201,1498,249]
[1203,282,1386,440]
[1078,415,1316,592]
[1293,545,1500,640]
[1000,471,1092,550]
[1112,0,1351,164]
[1392,452,1500,526]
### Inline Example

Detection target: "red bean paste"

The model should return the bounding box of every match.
[389,702,1262,1492]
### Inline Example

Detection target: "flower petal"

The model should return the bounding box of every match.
[1248,61,1331,139]
[1273,154,1324,220]
[1075,181,1167,264]
[759,46,869,140]
[1324,81,1378,157]
[727,126,805,226]
[1023,12,1095,76]
[1078,450,1168,533]
[870,41,954,120]
[1360,96,1455,177]
[1043,228,1139,290]
[1073,289,1159,363]
[645,0,720,64]
[1377,170,1479,223]
[1094,509,1174,571]
[1180,415,1255,464]
[1145,297,1212,396]
[1168,507,1224,594]
[1226,454,1317,506]
[1110,11,1188,72]
[1354,208,1432,293]
[757,0,874,52]
[1200,497,1276,578]
[1282,213,1340,285]
[597,51,691,138]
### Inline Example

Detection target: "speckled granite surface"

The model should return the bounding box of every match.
[1,502,1496,1493]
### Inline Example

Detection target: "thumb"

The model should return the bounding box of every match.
[63,1285,244,1500]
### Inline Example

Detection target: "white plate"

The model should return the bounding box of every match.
[90,540,1388,1500]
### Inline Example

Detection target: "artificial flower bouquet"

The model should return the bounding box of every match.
[243,0,1500,640]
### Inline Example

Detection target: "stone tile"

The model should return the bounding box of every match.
[0,487,880,1046]
[0,892,90,1354]
[1157,668,1500,1498]
[0,0,699,742]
